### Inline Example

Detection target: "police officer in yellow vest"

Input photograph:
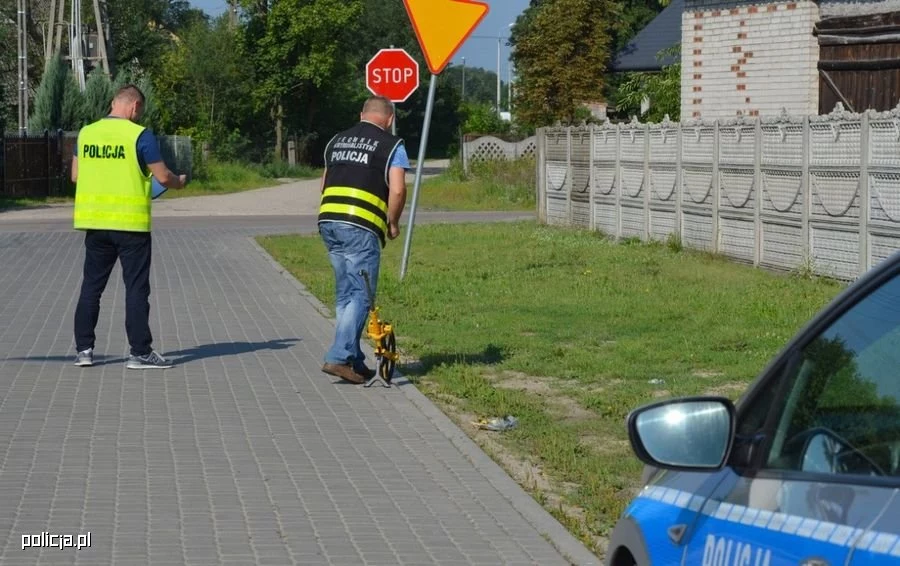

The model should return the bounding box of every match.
[318,95,410,384]
[70,85,186,369]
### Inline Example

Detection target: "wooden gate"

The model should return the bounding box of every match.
[815,11,900,113]
[0,131,67,198]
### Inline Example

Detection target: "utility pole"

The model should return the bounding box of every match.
[54,0,65,63]
[70,0,85,90]
[496,35,501,114]
[46,0,56,69]
[228,0,238,27]
[92,0,110,75]
[17,0,29,134]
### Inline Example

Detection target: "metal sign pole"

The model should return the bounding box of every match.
[399,73,437,281]
[390,45,398,136]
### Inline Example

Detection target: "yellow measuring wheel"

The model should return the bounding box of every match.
[360,270,399,387]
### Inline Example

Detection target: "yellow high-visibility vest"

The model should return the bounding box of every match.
[73,118,152,232]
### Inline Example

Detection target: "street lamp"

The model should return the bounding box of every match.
[461,56,466,101]
[496,35,501,113]
[495,23,514,115]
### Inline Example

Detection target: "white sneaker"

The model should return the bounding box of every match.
[74,349,93,367]
[126,351,174,369]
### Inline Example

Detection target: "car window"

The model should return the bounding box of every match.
[763,273,900,478]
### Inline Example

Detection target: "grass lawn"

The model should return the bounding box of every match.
[414,158,536,212]
[257,221,846,557]
[161,160,321,199]
[0,195,72,210]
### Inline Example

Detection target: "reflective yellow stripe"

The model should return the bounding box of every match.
[74,211,151,231]
[74,211,151,224]
[319,203,387,233]
[76,194,150,206]
[322,186,388,213]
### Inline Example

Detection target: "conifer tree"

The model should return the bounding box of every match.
[31,55,86,131]
[83,68,115,123]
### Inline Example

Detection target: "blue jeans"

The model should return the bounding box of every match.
[319,222,381,370]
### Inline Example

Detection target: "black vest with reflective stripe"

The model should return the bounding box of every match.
[318,121,403,247]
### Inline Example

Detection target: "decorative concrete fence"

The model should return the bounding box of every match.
[461,134,537,173]
[535,103,900,282]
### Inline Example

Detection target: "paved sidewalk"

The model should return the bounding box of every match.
[0,220,601,565]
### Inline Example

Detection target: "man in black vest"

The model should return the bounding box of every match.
[318,95,410,383]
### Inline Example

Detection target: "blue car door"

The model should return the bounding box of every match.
[849,490,900,564]
[681,468,891,566]
[683,270,900,565]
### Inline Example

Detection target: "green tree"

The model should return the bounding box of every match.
[30,55,85,131]
[614,45,681,122]
[105,0,202,75]
[0,78,7,133]
[83,68,115,123]
[510,0,619,129]
[0,21,11,132]
[153,15,256,159]
[239,0,364,161]
[61,74,87,129]
[460,101,511,136]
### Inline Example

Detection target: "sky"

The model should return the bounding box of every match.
[187,0,530,80]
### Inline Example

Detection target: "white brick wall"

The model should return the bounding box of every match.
[681,0,820,120]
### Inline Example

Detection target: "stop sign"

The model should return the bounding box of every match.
[366,48,420,103]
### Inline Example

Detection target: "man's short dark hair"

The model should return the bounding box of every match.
[114,84,145,105]
[362,96,394,116]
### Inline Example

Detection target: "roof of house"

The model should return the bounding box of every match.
[610,0,683,72]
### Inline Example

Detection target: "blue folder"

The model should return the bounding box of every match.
[151,177,167,200]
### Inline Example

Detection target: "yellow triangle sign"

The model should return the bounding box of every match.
[403,0,490,75]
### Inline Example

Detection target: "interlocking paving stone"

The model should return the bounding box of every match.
[0,221,601,565]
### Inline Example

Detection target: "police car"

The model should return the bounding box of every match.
[606,251,900,566]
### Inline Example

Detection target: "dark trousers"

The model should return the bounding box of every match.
[74,230,153,357]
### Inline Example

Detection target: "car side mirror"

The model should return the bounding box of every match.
[626,397,736,471]
[801,428,885,477]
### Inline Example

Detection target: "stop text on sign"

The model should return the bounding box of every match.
[370,68,416,84]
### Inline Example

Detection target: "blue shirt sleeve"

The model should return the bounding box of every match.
[390,143,410,170]
[137,129,163,172]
